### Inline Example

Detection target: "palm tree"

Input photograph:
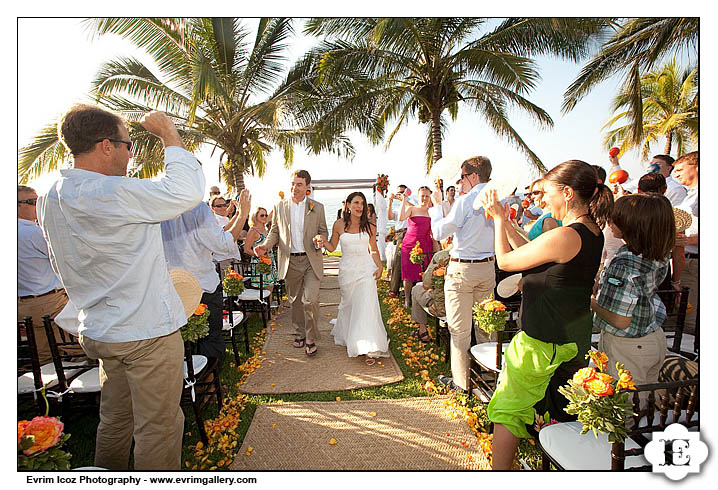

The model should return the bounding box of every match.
[302,18,611,173]
[563,18,699,147]
[602,58,698,160]
[18,18,361,189]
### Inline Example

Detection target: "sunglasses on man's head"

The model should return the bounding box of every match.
[18,198,38,205]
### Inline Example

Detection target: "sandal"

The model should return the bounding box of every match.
[365,357,376,366]
[305,342,318,356]
[418,329,431,343]
[293,338,306,348]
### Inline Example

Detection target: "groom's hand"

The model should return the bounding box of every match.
[254,245,268,257]
[312,235,325,249]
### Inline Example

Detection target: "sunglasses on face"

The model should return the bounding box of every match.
[532,190,543,195]
[258,213,267,218]
[95,138,133,152]
[212,203,228,208]
[18,198,38,205]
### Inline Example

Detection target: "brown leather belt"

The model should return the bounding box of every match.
[450,256,494,264]
[19,288,63,300]
[290,252,307,256]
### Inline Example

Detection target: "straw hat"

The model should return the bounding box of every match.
[673,208,692,234]
[169,269,203,319]
[497,273,522,299]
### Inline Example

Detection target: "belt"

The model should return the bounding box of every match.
[19,288,63,300]
[450,256,494,264]
[685,253,699,259]
[290,252,307,256]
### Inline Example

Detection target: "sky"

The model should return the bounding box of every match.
[15,17,694,212]
[6,6,716,487]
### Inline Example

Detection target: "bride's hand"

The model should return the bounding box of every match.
[373,266,383,280]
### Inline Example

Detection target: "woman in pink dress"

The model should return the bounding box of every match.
[398,186,436,308]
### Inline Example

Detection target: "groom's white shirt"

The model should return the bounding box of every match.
[289,197,307,253]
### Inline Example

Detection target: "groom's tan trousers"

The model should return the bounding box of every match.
[285,254,321,344]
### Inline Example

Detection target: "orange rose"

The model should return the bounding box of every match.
[585,376,614,397]
[433,268,445,277]
[18,420,30,445]
[491,301,506,311]
[194,304,207,316]
[572,367,597,385]
[20,416,64,455]
[260,256,272,265]
[278,191,285,199]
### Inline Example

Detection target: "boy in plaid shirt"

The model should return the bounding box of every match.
[591,193,675,385]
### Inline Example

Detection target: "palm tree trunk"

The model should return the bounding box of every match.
[234,172,245,192]
[431,111,442,164]
[664,132,673,155]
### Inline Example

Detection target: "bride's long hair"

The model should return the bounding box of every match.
[342,192,373,235]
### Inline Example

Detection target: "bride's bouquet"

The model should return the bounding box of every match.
[409,241,426,265]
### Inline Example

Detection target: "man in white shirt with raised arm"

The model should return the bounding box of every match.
[428,156,497,393]
[37,105,205,470]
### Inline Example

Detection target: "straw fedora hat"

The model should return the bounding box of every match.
[169,269,203,319]
[497,273,522,299]
[673,208,692,234]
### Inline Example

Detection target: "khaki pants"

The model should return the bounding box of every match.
[18,290,84,365]
[411,284,433,325]
[285,254,321,344]
[79,330,185,470]
[682,257,698,333]
[445,259,496,391]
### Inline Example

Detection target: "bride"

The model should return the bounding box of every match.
[322,192,390,365]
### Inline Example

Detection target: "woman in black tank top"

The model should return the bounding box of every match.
[481,160,614,470]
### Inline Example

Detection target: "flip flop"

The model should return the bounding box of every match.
[365,357,376,366]
[293,338,306,348]
[305,343,318,356]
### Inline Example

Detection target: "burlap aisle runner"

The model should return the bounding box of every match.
[239,257,404,394]
[231,396,490,470]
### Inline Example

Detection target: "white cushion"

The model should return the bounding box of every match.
[222,311,244,331]
[18,361,88,395]
[538,421,648,470]
[591,333,600,345]
[666,333,697,354]
[236,289,271,301]
[469,342,507,372]
[184,355,208,379]
[68,367,101,393]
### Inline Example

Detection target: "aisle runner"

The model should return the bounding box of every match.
[239,259,404,394]
[230,396,489,470]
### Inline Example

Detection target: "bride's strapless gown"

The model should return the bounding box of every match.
[331,231,390,358]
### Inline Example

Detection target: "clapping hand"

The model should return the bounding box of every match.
[431,186,443,207]
[238,189,251,216]
[481,189,508,220]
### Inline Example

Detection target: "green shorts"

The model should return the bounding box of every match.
[487,331,578,438]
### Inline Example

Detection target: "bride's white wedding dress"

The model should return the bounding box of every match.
[331,231,390,358]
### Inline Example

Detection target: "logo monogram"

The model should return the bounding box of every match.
[644,423,708,481]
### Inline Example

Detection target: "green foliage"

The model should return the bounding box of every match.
[18,433,72,471]
[559,381,634,443]
[181,310,210,343]
[473,297,509,334]
[222,274,245,296]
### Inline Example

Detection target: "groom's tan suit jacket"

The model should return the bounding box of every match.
[262,198,328,280]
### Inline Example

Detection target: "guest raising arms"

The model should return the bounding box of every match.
[398,186,436,308]
[482,160,613,470]
[244,207,279,295]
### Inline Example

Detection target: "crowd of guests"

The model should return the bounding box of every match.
[375,151,698,470]
[19,102,698,472]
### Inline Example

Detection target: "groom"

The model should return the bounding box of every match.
[255,170,328,356]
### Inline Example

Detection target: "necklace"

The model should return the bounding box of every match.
[565,213,590,226]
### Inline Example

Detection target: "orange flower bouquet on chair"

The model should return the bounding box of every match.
[18,385,72,470]
[255,255,272,275]
[181,303,210,343]
[473,297,508,334]
[222,269,245,296]
[558,351,637,443]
